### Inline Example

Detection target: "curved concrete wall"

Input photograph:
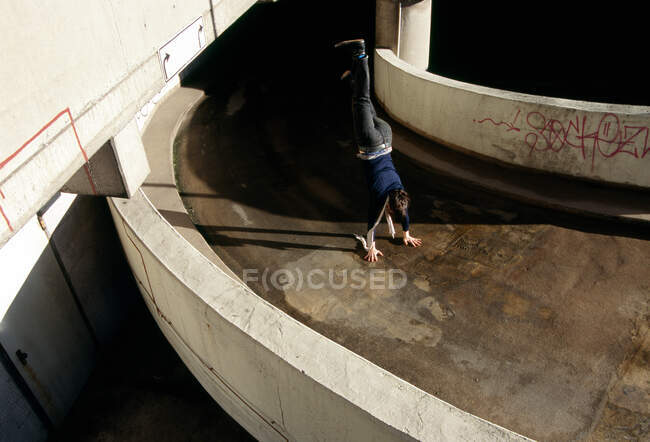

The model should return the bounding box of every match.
[108,192,528,441]
[108,83,529,440]
[374,49,650,189]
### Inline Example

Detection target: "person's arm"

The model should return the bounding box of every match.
[401,211,422,247]
[401,211,410,232]
[364,198,384,262]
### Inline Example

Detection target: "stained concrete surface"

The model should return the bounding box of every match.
[48,297,254,442]
[172,3,649,440]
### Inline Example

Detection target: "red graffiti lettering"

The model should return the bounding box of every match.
[474,109,521,132]
[475,109,650,170]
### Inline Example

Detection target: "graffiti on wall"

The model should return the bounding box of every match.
[474,109,650,170]
[0,108,95,233]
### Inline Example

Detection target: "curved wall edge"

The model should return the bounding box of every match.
[374,48,650,189]
[108,188,529,441]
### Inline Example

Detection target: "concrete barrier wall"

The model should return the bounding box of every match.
[0,0,256,435]
[0,0,257,246]
[0,193,138,435]
[374,49,650,189]
[108,189,529,441]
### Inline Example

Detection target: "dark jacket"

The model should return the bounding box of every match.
[363,154,409,241]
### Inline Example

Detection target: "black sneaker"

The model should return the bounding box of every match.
[334,39,366,58]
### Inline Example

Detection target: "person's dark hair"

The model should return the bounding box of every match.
[388,189,410,223]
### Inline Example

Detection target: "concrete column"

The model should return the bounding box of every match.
[375,0,432,70]
[398,0,431,70]
[375,0,400,54]
[63,119,150,198]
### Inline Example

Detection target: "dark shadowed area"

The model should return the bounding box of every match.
[428,1,650,105]
[49,297,255,442]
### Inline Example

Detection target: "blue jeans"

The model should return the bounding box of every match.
[351,56,392,152]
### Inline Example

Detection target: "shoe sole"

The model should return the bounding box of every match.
[334,39,364,48]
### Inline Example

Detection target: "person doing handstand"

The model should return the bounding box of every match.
[335,39,422,262]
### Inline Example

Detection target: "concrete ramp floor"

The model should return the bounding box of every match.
[174,71,650,440]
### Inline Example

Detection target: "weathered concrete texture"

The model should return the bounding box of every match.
[374,48,650,189]
[136,82,241,281]
[175,49,650,440]
[0,0,257,246]
[376,0,431,69]
[375,0,400,54]
[388,116,650,224]
[590,327,650,440]
[398,0,431,69]
[109,118,151,197]
[0,54,161,247]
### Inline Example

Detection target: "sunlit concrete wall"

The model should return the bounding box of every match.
[0,0,257,438]
[0,0,256,247]
[374,49,650,189]
[109,187,528,442]
[376,0,431,70]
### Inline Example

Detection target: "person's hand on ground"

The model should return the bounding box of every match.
[364,245,383,262]
[403,231,422,247]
